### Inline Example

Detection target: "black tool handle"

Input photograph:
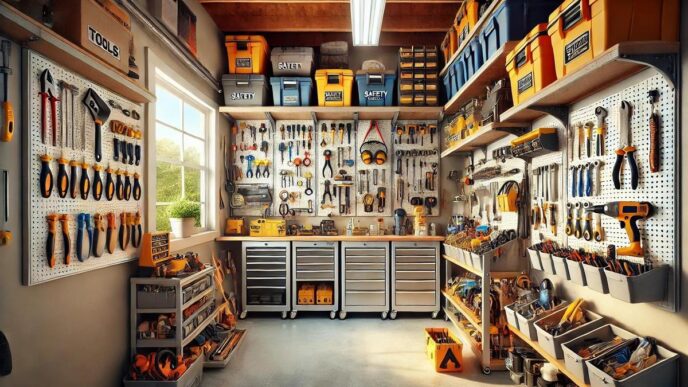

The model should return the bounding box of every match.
[124,175,132,201]
[95,122,102,162]
[626,147,639,189]
[69,162,78,199]
[57,161,68,198]
[133,177,141,201]
[127,143,134,165]
[121,140,128,164]
[116,173,123,200]
[612,151,623,189]
[92,168,103,200]
[80,165,90,200]
[134,144,141,166]
[113,138,120,161]
[105,171,114,201]
[39,156,53,199]
[60,217,71,265]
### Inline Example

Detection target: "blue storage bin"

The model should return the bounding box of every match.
[471,38,484,71]
[270,77,312,106]
[442,72,453,100]
[452,57,466,93]
[461,45,476,82]
[479,0,560,62]
[355,71,396,106]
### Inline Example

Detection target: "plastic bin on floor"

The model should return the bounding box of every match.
[270,77,312,106]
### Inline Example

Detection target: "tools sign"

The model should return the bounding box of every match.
[391,120,440,217]
[355,120,393,217]
[273,120,316,218]
[316,120,356,217]
[231,120,274,217]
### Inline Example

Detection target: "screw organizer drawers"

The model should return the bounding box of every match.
[391,242,440,319]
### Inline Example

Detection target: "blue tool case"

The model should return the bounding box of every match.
[270,77,312,106]
[355,71,396,106]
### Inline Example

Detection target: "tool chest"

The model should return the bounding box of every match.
[290,242,339,319]
[270,47,314,77]
[314,69,354,106]
[222,74,269,106]
[225,35,269,74]
[390,242,440,319]
[340,242,390,319]
[355,71,396,106]
[506,23,556,106]
[269,77,312,106]
[547,0,679,78]
[241,242,291,319]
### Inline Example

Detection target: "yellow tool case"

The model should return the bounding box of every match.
[506,23,557,106]
[316,283,333,305]
[425,328,463,372]
[315,69,354,106]
[298,283,316,305]
[225,35,269,74]
[441,26,459,64]
[249,218,286,237]
[547,0,679,78]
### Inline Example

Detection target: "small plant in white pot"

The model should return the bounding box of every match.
[167,199,201,238]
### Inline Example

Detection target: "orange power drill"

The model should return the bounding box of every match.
[586,201,653,257]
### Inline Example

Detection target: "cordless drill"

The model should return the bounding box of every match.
[585,201,653,257]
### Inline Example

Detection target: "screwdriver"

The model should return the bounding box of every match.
[59,214,71,265]
[338,123,344,144]
[56,157,69,198]
[39,154,53,198]
[1,40,13,142]
[79,161,90,200]
[46,214,58,268]
[92,164,103,201]
[105,167,115,201]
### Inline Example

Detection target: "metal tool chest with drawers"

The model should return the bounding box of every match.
[241,241,291,319]
[340,241,390,319]
[290,241,339,319]
[390,241,440,319]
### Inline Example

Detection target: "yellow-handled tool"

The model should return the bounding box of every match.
[1,40,13,143]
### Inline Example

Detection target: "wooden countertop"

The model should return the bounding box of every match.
[216,235,445,242]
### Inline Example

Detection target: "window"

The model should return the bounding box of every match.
[154,74,212,233]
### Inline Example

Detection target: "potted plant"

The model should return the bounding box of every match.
[167,199,201,238]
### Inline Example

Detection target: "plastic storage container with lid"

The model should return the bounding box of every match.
[222,74,269,106]
[355,71,396,106]
[270,77,312,106]
[547,0,679,79]
[270,47,314,76]
[506,23,557,106]
[225,35,269,74]
[315,69,354,106]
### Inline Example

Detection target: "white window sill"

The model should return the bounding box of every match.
[169,230,219,253]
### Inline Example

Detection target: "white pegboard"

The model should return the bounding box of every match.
[272,120,316,216]
[469,157,526,232]
[315,120,356,217]
[231,119,274,217]
[24,51,144,286]
[530,151,565,244]
[355,120,393,216]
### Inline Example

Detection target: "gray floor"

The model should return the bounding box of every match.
[203,313,513,387]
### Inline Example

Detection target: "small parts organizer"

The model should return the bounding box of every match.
[24,51,144,286]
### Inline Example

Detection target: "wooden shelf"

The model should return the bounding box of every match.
[443,254,482,277]
[444,306,482,358]
[443,41,518,116]
[442,289,495,334]
[500,41,679,123]
[0,1,154,104]
[440,121,528,157]
[216,235,445,242]
[219,106,443,122]
[508,324,590,387]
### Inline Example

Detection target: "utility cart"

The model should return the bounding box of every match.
[241,241,291,319]
[340,241,390,320]
[290,241,339,319]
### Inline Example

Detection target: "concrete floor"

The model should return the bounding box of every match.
[203,313,513,387]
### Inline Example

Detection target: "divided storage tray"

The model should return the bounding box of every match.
[391,242,440,318]
[340,241,390,319]
[241,241,291,318]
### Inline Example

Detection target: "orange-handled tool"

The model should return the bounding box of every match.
[1,40,13,143]
[92,164,103,201]
[56,157,69,198]
[46,214,58,268]
[105,167,115,201]
[39,154,53,199]
[79,161,90,200]
[92,213,105,257]
[106,212,116,254]
[59,214,71,265]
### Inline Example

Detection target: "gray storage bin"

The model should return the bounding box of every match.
[534,308,605,359]
[516,300,569,340]
[566,259,587,286]
[487,242,522,271]
[552,255,570,279]
[604,265,668,303]
[561,324,638,385]
[470,253,483,271]
[587,340,678,387]
[137,290,176,309]
[271,47,314,76]
[504,302,520,329]
[583,263,609,294]
[527,248,543,270]
[123,353,203,387]
[222,74,269,106]
[540,252,556,275]
[461,249,471,265]
[182,286,194,304]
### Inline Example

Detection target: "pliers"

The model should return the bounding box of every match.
[322,150,333,178]
[612,101,638,189]
[321,180,333,204]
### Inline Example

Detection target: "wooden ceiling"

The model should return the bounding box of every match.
[200,0,461,46]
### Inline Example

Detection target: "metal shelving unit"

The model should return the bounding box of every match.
[241,241,291,319]
[290,241,339,319]
[390,241,441,320]
[340,241,390,320]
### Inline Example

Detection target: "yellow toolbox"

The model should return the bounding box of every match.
[249,219,286,237]
[298,284,316,305]
[506,23,557,106]
[225,35,269,74]
[316,283,333,305]
[547,0,679,78]
[315,69,354,106]
[425,328,463,372]
[441,26,459,64]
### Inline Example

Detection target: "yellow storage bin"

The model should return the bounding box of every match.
[441,26,459,64]
[316,283,333,305]
[547,0,679,78]
[315,69,354,106]
[454,0,480,48]
[225,35,269,74]
[298,284,315,305]
[425,328,463,372]
[506,23,557,106]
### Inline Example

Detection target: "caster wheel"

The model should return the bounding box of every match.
[431,311,439,319]
[381,311,388,320]
[281,311,288,319]
[389,310,397,320]
[482,367,491,375]
[290,311,297,319]
[329,311,337,320]
[239,311,247,320]
[339,311,347,320]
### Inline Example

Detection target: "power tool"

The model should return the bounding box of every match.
[586,201,653,257]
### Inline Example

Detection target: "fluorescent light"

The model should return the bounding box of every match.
[350,0,386,46]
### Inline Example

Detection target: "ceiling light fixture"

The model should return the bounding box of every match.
[350,0,386,46]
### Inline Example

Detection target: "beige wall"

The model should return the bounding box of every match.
[0,1,227,386]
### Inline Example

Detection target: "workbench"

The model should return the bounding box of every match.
[216,235,445,242]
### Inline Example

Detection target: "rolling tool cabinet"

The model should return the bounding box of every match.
[340,241,390,320]
[390,242,441,320]
[290,241,339,319]
[241,241,291,319]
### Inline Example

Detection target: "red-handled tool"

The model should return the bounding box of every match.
[39,69,59,146]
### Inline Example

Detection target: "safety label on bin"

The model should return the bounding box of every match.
[284,95,298,104]
[236,57,252,68]
[364,90,387,102]
[325,91,343,102]
[231,92,255,100]
[565,31,590,64]
[517,72,533,94]
[278,62,302,71]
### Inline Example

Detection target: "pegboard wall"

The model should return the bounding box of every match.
[355,120,393,216]
[316,120,356,217]
[530,151,565,244]
[273,120,316,216]
[231,120,274,217]
[23,51,144,286]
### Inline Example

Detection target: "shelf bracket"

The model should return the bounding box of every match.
[264,112,276,133]
[311,112,318,128]
[529,105,569,128]
[618,52,679,89]
[391,111,400,130]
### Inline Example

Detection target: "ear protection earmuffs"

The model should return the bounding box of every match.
[359,120,388,165]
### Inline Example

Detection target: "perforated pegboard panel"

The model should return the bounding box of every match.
[231,120,274,217]
[315,120,356,217]
[272,120,316,216]
[469,157,526,232]
[392,120,440,216]
[355,120,393,216]
[24,51,144,286]
[530,152,566,245]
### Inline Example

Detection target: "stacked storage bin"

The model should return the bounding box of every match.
[398,46,439,106]
[355,65,396,107]
[505,23,557,106]
[223,35,270,106]
[270,47,314,106]
[315,69,354,106]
